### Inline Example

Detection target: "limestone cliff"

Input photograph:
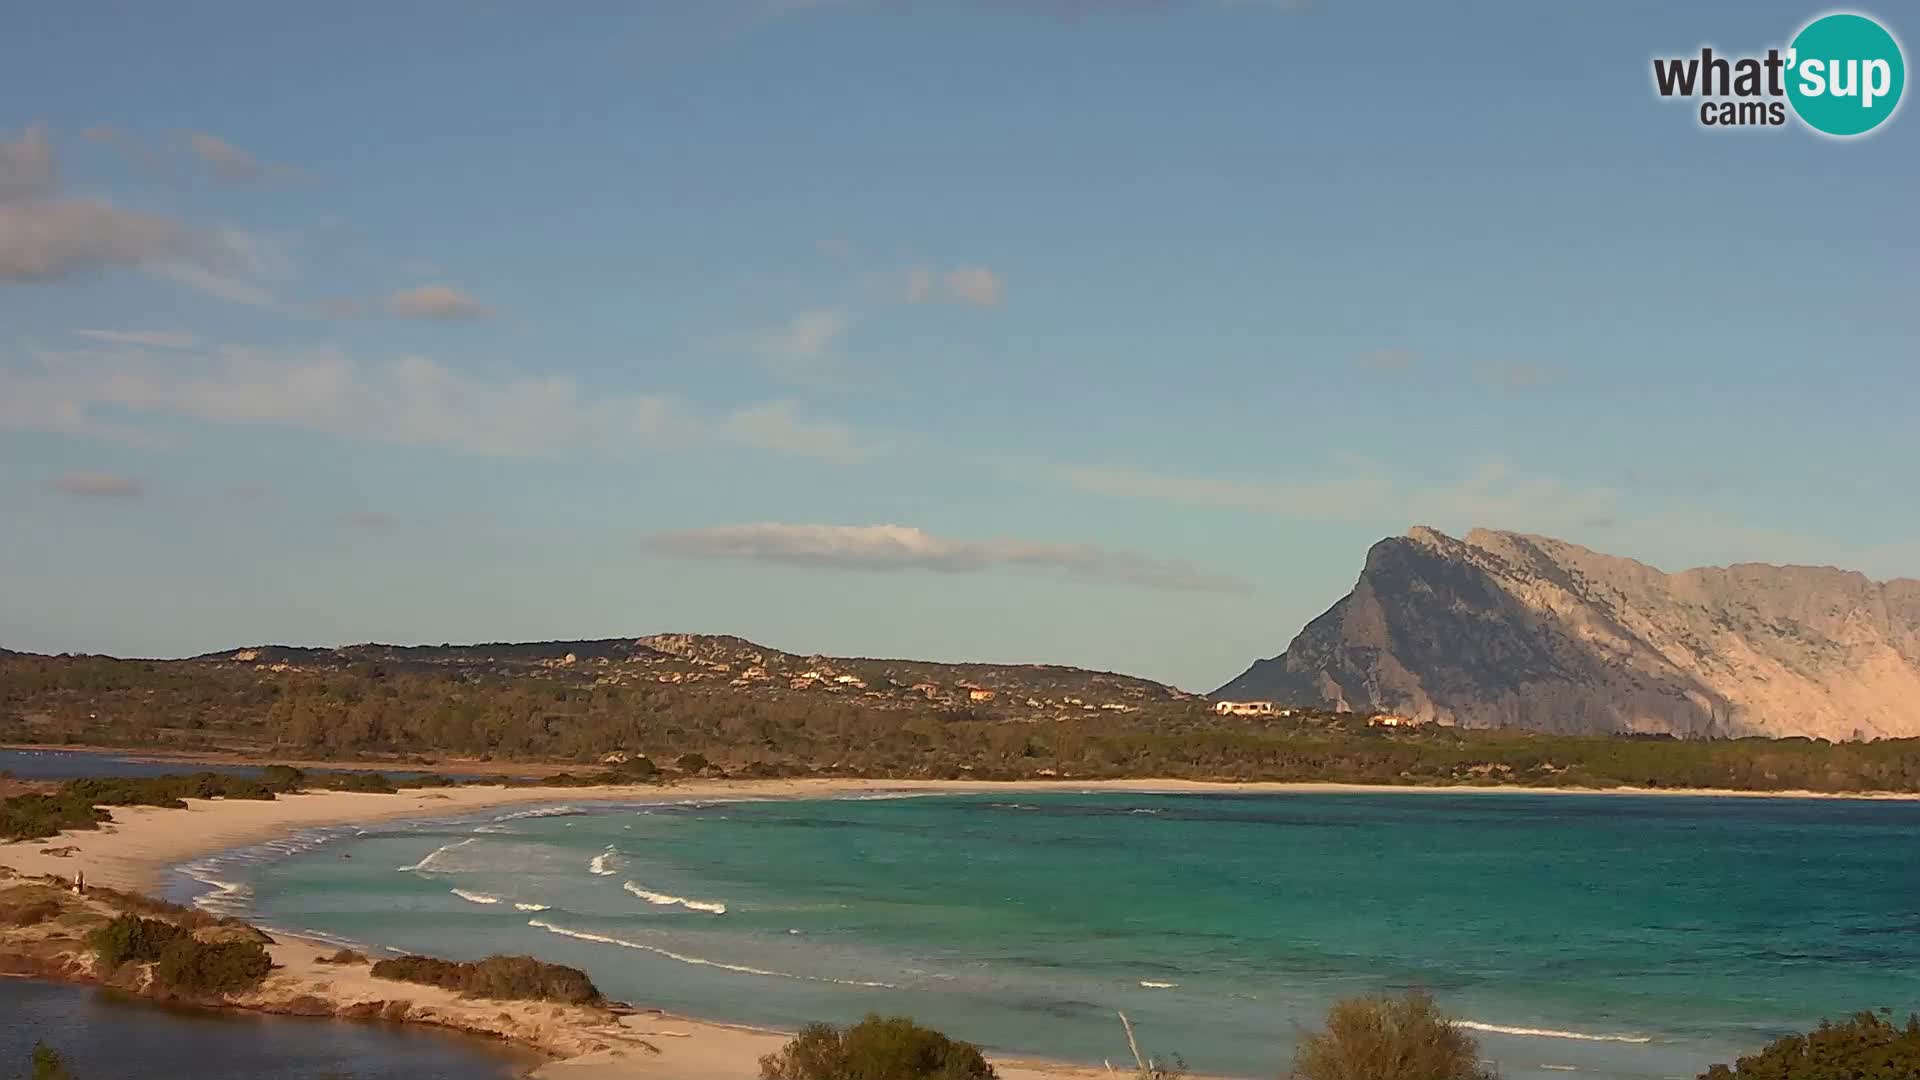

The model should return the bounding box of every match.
[1216,527,1920,739]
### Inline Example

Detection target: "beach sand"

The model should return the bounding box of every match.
[2,774,1909,1079]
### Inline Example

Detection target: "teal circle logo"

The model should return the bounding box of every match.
[1787,13,1905,136]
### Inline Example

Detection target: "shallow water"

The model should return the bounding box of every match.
[181,790,1920,1080]
[0,978,526,1080]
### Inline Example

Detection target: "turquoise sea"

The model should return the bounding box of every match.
[171,791,1920,1080]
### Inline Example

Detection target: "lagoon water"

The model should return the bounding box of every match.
[178,791,1920,1080]
[0,978,524,1080]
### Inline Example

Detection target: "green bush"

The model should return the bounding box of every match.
[676,752,711,773]
[88,915,188,969]
[153,937,272,996]
[29,1042,74,1080]
[1291,991,1496,1080]
[370,953,602,1005]
[759,1014,997,1080]
[1700,1011,1920,1079]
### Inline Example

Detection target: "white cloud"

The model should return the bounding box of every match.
[648,522,1246,593]
[904,265,1005,307]
[73,329,197,349]
[390,284,492,321]
[1,339,871,463]
[53,471,141,498]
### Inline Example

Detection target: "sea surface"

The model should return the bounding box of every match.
[172,790,1920,1080]
[0,978,526,1079]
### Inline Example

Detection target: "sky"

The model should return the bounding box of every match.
[2,1,1915,691]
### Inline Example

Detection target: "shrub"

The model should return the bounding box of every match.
[1291,991,1496,1080]
[676,752,711,773]
[89,915,189,969]
[759,1014,997,1080]
[153,937,272,996]
[318,947,368,965]
[260,765,306,790]
[370,953,602,1005]
[1699,1010,1920,1079]
[322,772,396,794]
[2,898,64,927]
[30,1042,74,1080]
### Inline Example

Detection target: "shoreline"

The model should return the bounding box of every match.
[6,775,1918,896]
[1,775,1903,1080]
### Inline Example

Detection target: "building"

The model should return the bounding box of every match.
[1214,700,1279,717]
[968,688,997,702]
[1368,714,1428,728]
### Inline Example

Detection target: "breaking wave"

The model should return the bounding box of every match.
[1138,980,1178,989]
[526,919,892,988]
[1457,1021,1652,1045]
[623,881,728,914]
[181,862,253,915]
[493,805,582,822]
[398,837,474,873]
[589,847,620,876]
[450,888,501,905]
[513,902,551,912]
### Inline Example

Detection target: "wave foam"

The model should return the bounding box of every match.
[623,881,727,914]
[493,805,582,822]
[513,902,551,912]
[526,919,891,988]
[1457,1021,1652,1045]
[450,888,501,905]
[398,837,474,873]
[181,863,253,915]
[1138,980,1178,989]
[589,848,619,876]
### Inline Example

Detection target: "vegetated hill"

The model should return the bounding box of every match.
[190,632,1193,712]
[1217,527,1920,740]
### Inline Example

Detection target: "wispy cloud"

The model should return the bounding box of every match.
[2,339,872,463]
[749,309,849,366]
[389,284,492,321]
[73,329,197,349]
[1043,455,1622,539]
[53,471,141,498]
[903,265,1005,307]
[0,198,180,282]
[1352,348,1416,373]
[1,126,292,305]
[1478,361,1565,391]
[80,127,169,173]
[648,522,1246,593]
[0,124,56,202]
[186,132,307,184]
[337,510,392,529]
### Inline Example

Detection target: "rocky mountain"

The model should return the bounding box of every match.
[1216,527,1920,739]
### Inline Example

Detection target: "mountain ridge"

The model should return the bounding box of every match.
[1217,526,1920,739]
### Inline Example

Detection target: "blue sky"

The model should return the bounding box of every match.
[3,1,1915,690]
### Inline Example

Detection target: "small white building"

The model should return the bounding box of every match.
[1214,700,1279,717]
